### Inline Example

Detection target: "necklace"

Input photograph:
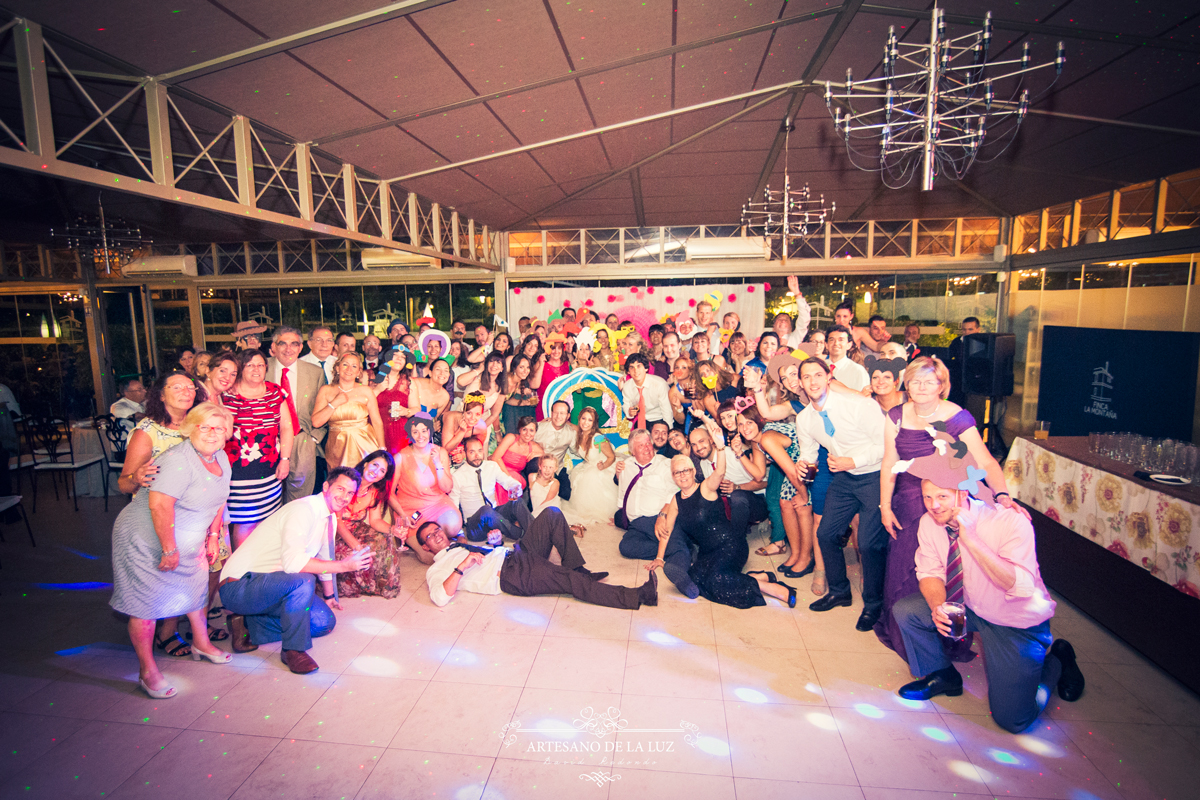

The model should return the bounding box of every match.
[915,401,940,419]
[197,450,219,464]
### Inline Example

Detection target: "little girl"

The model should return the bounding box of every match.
[529,454,586,536]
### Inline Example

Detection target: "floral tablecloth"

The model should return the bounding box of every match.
[1005,437,1200,597]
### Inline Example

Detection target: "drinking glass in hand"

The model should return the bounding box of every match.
[941,602,969,640]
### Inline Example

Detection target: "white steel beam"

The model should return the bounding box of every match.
[342,164,357,233]
[145,80,174,186]
[13,20,53,156]
[233,116,255,209]
[296,142,314,221]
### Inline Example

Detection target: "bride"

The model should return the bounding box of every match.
[563,406,619,523]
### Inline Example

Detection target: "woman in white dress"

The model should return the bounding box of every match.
[562,407,619,523]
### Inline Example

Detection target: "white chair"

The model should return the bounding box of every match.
[0,495,35,547]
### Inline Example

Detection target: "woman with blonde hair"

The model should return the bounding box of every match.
[110,402,234,698]
[311,352,385,470]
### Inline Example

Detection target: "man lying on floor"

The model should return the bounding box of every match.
[890,449,1085,733]
[418,507,658,609]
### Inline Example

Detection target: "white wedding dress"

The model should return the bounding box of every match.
[562,434,619,524]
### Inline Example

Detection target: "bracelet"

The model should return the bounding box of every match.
[162,547,178,557]
[995,491,1010,499]
[206,532,219,538]
[453,567,464,576]
[280,456,290,461]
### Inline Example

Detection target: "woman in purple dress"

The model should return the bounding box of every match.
[877,356,1022,662]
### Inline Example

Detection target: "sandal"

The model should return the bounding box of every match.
[207,606,226,620]
[755,541,788,557]
[154,632,192,658]
[810,569,827,596]
[184,626,230,643]
[747,570,778,584]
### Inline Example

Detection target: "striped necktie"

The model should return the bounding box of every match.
[944,525,964,604]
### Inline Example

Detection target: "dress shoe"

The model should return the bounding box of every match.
[663,562,700,599]
[638,570,658,607]
[1051,639,1085,701]
[836,526,854,548]
[226,614,258,653]
[779,561,815,579]
[855,608,881,632]
[574,566,609,581]
[281,649,320,675]
[899,668,963,700]
[808,592,853,612]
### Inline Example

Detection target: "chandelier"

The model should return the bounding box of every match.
[51,197,151,275]
[824,6,1064,191]
[741,122,834,262]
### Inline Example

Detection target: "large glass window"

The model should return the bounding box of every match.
[150,289,195,366]
[450,283,495,344]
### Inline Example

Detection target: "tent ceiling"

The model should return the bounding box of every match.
[2,0,1198,241]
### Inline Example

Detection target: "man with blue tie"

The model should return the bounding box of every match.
[795,357,888,631]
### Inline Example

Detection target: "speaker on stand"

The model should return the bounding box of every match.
[962,333,1015,458]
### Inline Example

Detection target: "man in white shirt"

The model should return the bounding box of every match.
[534,401,577,499]
[300,326,336,383]
[269,326,327,502]
[621,354,673,429]
[615,429,697,598]
[795,357,888,631]
[825,325,870,392]
[110,379,146,430]
[689,425,768,535]
[419,507,656,609]
[219,468,372,674]
[450,437,532,541]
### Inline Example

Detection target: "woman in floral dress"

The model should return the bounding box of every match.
[333,450,404,598]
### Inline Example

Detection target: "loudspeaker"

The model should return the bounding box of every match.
[963,333,1015,397]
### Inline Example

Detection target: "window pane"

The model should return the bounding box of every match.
[320,286,364,334]
[450,283,495,345]
[150,289,195,367]
[201,288,238,346]
[407,284,451,332]
[280,287,322,335]
[361,285,408,339]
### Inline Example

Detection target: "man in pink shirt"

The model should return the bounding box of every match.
[891,454,1085,733]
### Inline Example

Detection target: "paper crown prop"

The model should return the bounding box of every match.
[732,396,755,412]
[864,355,908,381]
[892,428,995,507]
[547,310,563,323]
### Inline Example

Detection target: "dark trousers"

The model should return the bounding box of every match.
[218,572,336,652]
[728,489,768,535]
[463,499,534,542]
[893,592,1061,733]
[522,461,572,501]
[815,471,888,612]
[499,509,640,609]
[618,514,693,593]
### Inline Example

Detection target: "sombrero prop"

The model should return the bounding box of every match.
[540,367,630,449]
[766,344,820,385]
[417,329,451,362]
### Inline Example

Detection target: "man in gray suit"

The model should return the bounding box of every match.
[269,325,327,501]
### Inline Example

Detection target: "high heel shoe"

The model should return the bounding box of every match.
[138,677,177,699]
[747,570,777,583]
[779,561,815,579]
[775,581,798,609]
[191,647,233,665]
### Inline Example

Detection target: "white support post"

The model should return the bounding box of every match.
[468,218,476,259]
[233,116,256,209]
[13,20,54,156]
[144,80,174,186]
[408,193,419,247]
[431,202,442,251]
[451,211,460,256]
[380,183,393,242]
[296,142,314,221]
[342,163,357,233]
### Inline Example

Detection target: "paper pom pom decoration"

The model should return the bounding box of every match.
[728,293,737,301]
[629,286,638,293]
[665,296,674,304]
[585,299,594,307]
[537,295,545,303]
[647,287,655,294]
[747,285,755,293]
[688,298,696,307]
[513,287,522,295]
[563,299,572,307]
[607,294,616,303]
[764,282,771,291]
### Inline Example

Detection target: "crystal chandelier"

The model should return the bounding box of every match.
[824,6,1064,191]
[51,196,151,275]
[741,121,834,262]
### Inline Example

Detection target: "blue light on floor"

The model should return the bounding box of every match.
[921,726,953,743]
[351,655,400,677]
[894,696,926,710]
[35,582,111,591]
[507,609,547,627]
[854,703,885,719]
[696,736,730,756]
[806,712,838,731]
[535,719,579,740]
[454,786,486,800]
[987,748,1021,765]
[352,618,397,636]
[734,688,770,704]
[1070,791,1106,800]
[644,630,682,646]
[55,645,90,656]
[442,648,479,666]
[1015,734,1064,758]
[60,547,99,560]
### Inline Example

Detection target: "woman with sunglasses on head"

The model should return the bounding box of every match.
[650,409,800,609]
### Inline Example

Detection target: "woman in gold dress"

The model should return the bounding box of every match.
[311,353,386,470]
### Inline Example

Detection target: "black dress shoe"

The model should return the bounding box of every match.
[574,567,609,581]
[899,668,963,700]
[855,608,881,632]
[779,561,815,579]
[809,593,853,612]
[1051,639,1085,701]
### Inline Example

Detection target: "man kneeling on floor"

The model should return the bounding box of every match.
[218,467,373,674]
[891,451,1085,733]
[418,507,658,609]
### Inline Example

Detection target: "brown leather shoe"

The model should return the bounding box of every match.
[281,649,319,675]
[226,614,258,653]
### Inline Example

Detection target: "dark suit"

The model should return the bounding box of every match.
[269,357,327,501]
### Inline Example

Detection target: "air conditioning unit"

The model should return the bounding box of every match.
[360,248,440,269]
[122,255,198,276]
[684,236,769,261]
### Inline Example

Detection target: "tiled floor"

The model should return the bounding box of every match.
[2,493,1199,799]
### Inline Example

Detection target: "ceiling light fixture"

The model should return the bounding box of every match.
[824,5,1064,191]
[741,118,834,263]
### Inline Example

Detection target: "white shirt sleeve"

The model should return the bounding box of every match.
[492,461,521,493]
[426,548,470,607]
[842,395,886,470]
[281,503,327,574]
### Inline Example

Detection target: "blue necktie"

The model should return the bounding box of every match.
[818,409,836,437]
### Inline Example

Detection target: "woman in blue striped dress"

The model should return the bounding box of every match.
[223,350,293,548]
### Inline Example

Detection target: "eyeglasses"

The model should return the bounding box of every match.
[908,378,940,389]
[198,425,227,435]
[277,340,302,348]
[672,469,695,477]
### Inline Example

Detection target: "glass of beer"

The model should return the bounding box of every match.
[941,602,968,640]
[802,461,817,484]
[1034,420,1051,440]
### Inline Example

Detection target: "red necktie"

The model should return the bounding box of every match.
[280,366,300,433]
[636,386,646,430]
